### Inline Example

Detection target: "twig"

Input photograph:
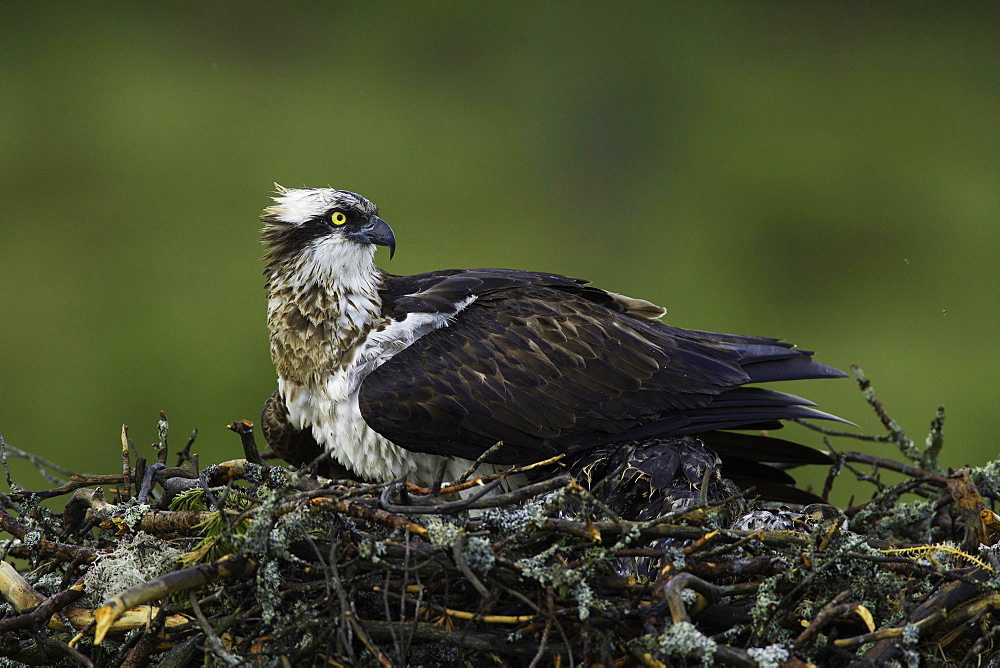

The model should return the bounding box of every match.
[119,607,168,668]
[0,508,98,562]
[155,411,169,465]
[226,421,265,467]
[792,419,892,443]
[361,620,567,658]
[176,428,199,467]
[821,440,841,501]
[924,407,945,472]
[458,441,506,483]
[408,454,565,497]
[346,608,392,667]
[120,425,132,501]
[529,616,550,668]
[0,440,77,481]
[137,463,164,504]
[850,364,921,462]
[188,591,242,666]
[381,477,506,513]
[660,572,722,623]
[309,496,430,539]
[0,581,85,633]
[387,474,574,515]
[0,434,11,488]
[793,589,855,650]
[841,451,947,484]
[9,474,128,502]
[30,627,93,668]
[452,533,490,600]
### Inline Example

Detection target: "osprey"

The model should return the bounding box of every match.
[260,186,847,503]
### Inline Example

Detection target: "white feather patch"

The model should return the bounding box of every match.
[281,293,486,485]
[304,235,382,300]
[351,295,477,391]
[266,188,336,224]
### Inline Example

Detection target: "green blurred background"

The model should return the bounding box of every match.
[2,2,997,503]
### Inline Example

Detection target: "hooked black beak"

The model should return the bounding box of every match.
[352,216,396,259]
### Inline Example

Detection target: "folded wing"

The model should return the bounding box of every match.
[358,270,847,465]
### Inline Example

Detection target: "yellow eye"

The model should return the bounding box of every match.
[330,211,347,225]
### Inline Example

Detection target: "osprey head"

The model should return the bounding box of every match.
[261,186,396,269]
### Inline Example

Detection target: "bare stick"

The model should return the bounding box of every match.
[155,411,169,465]
[226,420,265,467]
[850,364,921,462]
[120,425,132,501]
[0,440,77,482]
[458,441,506,483]
[175,428,199,467]
[188,591,242,666]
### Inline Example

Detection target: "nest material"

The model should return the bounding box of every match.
[0,368,999,666]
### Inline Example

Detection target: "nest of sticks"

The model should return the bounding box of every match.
[1,366,999,666]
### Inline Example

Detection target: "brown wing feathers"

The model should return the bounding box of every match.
[358,269,846,466]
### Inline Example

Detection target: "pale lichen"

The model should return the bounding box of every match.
[464,535,495,572]
[423,515,464,549]
[82,531,182,605]
[747,643,790,667]
[119,500,152,530]
[479,499,548,534]
[256,558,285,624]
[639,621,717,662]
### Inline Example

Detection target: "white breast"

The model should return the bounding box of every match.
[280,295,498,486]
